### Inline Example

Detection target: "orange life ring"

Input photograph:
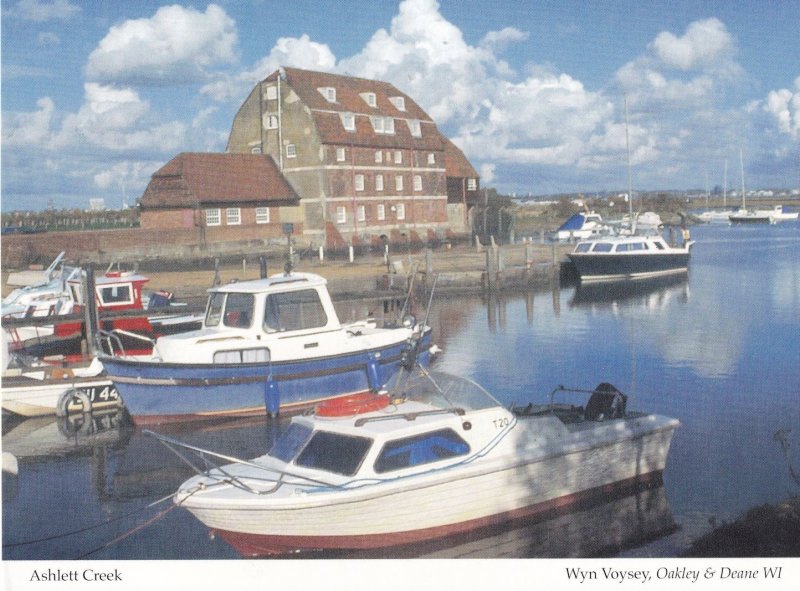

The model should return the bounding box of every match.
[315,392,390,417]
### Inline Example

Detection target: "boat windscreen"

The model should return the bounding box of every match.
[388,369,501,411]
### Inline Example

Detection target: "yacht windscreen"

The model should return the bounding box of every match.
[295,431,372,476]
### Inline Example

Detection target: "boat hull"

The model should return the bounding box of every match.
[103,334,432,425]
[180,417,677,556]
[1,376,121,417]
[567,252,690,282]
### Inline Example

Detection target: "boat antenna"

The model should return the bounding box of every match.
[624,96,635,233]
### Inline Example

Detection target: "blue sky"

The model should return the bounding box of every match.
[2,0,798,211]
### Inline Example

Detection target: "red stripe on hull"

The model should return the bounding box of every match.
[212,470,665,557]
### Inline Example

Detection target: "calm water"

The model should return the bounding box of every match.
[3,223,799,559]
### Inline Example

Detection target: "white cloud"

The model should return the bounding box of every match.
[201,34,337,103]
[651,18,735,72]
[85,4,238,86]
[5,0,79,22]
[762,77,800,139]
[37,31,60,47]
[2,97,56,145]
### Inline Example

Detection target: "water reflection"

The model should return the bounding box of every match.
[569,274,690,312]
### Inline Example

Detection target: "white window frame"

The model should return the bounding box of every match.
[336,147,346,162]
[395,203,406,220]
[226,208,241,226]
[413,175,422,191]
[377,204,386,221]
[374,150,383,163]
[341,112,355,131]
[336,206,347,224]
[370,115,385,134]
[385,117,395,134]
[394,150,403,164]
[355,174,365,191]
[267,115,278,129]
[467,178,478,191]
[408,119,421,137]
[205,208,221,226]
[362,92,377,107]
[395,175,404,191]
[286,144,296,158]
[250,146,262,154]
[255,207,270,224]
[265,85,278,100]
[320,87,336,103]
[427,153,436,165]
[375,174,384,191]
[356,205,366,222]
[389,96,406,111]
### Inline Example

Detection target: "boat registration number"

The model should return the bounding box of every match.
[76,385,120,403]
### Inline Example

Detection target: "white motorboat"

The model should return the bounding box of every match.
[153,368,679,556]
[554,212,609,242]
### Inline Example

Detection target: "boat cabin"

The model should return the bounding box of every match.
[572,236,670,254]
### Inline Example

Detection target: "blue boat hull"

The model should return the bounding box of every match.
[102,333,432,425]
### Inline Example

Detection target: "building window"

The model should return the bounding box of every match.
[413,175,422,191]
[467,178,478,191]
[395,175,404,191]
[375,174,384,191]
[389,96,406,111]
[256,207,270,224]
[250,146,262,154]
[226,208,241,225]
[374,150,383,163]
[265,85,278,100]
[286,144,296,158]
[336,206,346,224]
[341,112,355,131]
[205,208,221,226]
[357,205,366,222]
[355,174,365,191]
[395,203,405,220]
[394,150,403,164]
[267,115,278,129]
[361,92,377,107]
[370,116,385,134]
[319,87,336,102]
[427,153,435,165]
[408,119,421,137]
[377,204,385,220]
[385,117,395,134]
[336,147,346,162]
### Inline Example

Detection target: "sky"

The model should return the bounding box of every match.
[1,0,799,211]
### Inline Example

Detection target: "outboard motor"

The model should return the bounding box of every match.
[584,382,627,421]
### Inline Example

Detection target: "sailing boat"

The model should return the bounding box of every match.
[567,98,694,282]
[729,148,775,224]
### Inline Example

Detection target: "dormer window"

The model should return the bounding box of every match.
[361,92,377,107]
[389,96,406,111]
[370,116,395,135]
[408,119,421,137]
[340,112,356,131]
[319,87,337,103]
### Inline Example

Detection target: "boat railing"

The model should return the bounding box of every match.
[144,429,339,495]
[354,406,465,427]
[512,384,628,423]
[98,328,154,358]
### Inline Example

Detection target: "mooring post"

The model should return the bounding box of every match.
[259,256,267,279]
[82,264,98,357]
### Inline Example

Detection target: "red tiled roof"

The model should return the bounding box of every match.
[139,153,298,208]
[266,67,444,150]
[442,137,478,178]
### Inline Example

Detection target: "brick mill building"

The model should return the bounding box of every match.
[140,67,480,249]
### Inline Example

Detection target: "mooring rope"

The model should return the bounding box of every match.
[2,491,175,549]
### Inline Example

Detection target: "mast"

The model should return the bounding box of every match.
[624,96,634,223]
[739,147,746,210]
[723,158,728,207]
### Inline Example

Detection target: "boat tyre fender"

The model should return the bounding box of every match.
[55,388,92,418]
[316,392,391,417]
